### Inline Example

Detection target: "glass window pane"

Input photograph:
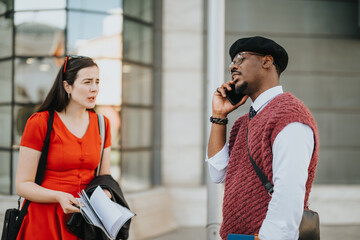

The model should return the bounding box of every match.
[124,0,153,22]
[95,106,121,149]
[0,60,12,103]
[0,15,13,58]
[123,20,152,64]
[76,33,122,59]
[68,0,122,13]
[0,150,11,194]
[0,0,14,14]
[121,107,152,148]
[14,57,62,104]
[13,105,36,146]
[15,11,65,56]
[0,106,11,148]
[15,0,65,11]
[122,64,152,105]
[67,11,122,55]
[121,151,151,192]
[95,59,122,106]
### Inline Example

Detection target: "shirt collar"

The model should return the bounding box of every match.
[251,86,284,112]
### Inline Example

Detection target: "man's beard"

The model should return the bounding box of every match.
[235,81,248,95]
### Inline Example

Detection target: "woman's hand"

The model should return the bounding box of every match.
[56,191,81,214]
[103,189,112,199]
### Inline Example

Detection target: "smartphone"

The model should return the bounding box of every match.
[225,83,246,105]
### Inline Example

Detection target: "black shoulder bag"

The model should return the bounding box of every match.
[1,110,54,240]
[246,129,320,240]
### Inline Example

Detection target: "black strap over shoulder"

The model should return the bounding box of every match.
[16,110,54,228]
[35,109,54,184]
[246,128,274,195]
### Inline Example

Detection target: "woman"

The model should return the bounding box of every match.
[15,56,112,239]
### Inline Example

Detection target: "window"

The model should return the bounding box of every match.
[121,0,157,192]
[0,0,159,194]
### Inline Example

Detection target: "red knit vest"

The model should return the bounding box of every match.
[220,92,319,239]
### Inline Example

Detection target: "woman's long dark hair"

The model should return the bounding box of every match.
[37,57,98,112]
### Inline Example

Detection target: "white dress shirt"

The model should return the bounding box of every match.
[206,86,314,240]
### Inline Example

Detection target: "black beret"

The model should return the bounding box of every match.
[229,36,288,73]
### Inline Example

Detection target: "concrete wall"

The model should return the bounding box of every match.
[161,0,207,228]
[161,0,205,187]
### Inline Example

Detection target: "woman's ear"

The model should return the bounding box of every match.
[63,81,71,93]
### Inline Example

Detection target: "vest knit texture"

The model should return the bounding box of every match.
[219,92,319,239]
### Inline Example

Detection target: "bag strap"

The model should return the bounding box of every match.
[17,110,54,224]
[246,128,274,195]
[35,109,55,184]
[95,113,105,176]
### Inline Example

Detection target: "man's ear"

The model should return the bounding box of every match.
[262,55,274,69]
[63,81,71,93]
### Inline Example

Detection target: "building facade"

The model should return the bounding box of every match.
[0,0,360,239]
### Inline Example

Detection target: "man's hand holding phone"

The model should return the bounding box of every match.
[208,80,247,158]
[212,80,248,118]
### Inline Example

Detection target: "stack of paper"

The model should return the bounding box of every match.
[77,186,135,240]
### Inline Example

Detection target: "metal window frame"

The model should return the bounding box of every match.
[120,0,162,190]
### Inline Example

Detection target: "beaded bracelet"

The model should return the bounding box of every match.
[210,116,228,125]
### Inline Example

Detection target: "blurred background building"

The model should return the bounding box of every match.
[0,0,359,239]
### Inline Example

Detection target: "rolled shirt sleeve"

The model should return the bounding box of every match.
[205,144,229,183]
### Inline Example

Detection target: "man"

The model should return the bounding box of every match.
[206,36,319,240]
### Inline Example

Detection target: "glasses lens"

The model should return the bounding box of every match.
[229,62,234,70]
[229,54,243,70]
[236,54,244,65]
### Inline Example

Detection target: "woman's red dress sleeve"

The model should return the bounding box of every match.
[20,111,49,152]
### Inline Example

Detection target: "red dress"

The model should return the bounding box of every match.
[17,111,111,240]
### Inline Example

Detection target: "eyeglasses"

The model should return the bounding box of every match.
[229,52,265,70]
[63,55,85,73]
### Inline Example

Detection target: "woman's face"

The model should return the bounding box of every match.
[67,65,99,109]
